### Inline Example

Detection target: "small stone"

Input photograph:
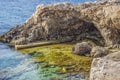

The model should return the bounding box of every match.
[72,42,92,56]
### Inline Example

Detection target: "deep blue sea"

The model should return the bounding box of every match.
[0,0,96,80]
[0,0,96,34]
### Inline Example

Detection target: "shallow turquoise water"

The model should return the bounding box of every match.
[0,43,62,80]
[0,43,40,80]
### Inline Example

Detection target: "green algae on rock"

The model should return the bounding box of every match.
[18,44,92,74]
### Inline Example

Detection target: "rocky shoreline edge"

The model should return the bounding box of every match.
[0,0,120,80]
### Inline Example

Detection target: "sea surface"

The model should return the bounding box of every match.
[0,0,95,80]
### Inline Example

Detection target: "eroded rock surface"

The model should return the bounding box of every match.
[0,1,120,47]
[90,51,120,80]
[72,42,92,56]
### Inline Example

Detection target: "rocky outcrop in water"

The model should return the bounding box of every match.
[0,1,120,47]
[72,42,92,56]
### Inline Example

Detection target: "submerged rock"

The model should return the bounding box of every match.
[72,42,91,56]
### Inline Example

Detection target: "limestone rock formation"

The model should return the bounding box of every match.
[90,51,120,80]
[0,1,120,47]
[80,1,120,47]
[72,42,92,56]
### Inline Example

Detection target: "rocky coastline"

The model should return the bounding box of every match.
[1,0,120,47]
[0,0,120,80]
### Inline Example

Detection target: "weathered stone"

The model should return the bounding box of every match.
[14,37,27,45]
[72,42,91,56]
[106,51,120,61]
[80,1,120,47]
[91,46,109,58]
[90,51,120,80]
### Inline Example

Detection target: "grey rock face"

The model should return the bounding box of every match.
[72,42,91,56]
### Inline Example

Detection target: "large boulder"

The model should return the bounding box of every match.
[90,51,120,80]
[72,42,92,56]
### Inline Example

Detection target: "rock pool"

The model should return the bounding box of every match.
[0,43,87,80]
